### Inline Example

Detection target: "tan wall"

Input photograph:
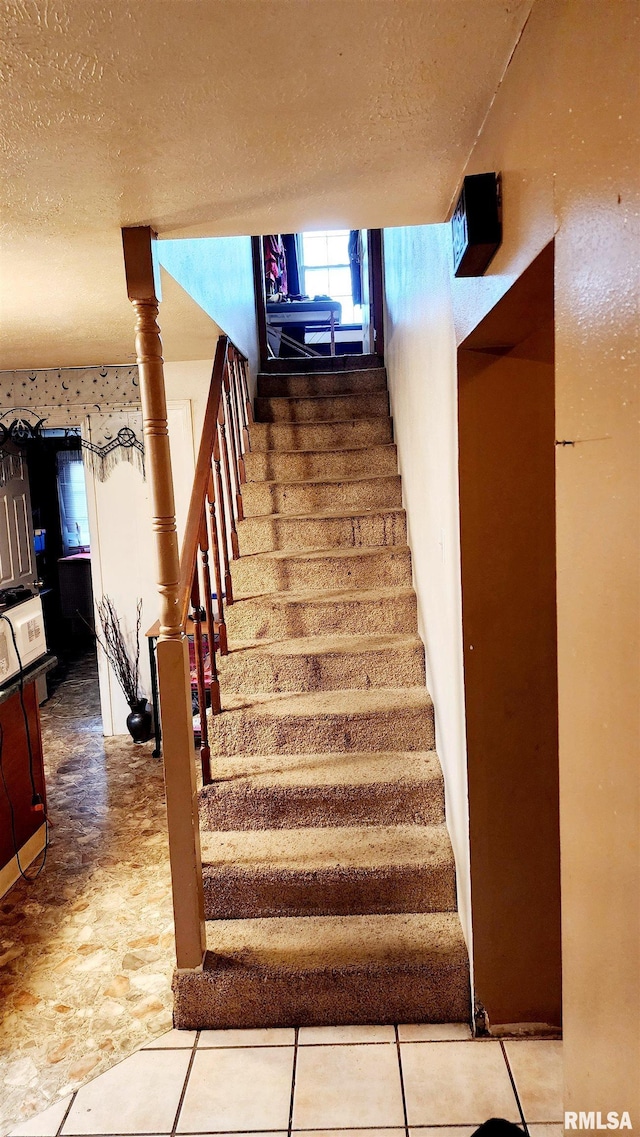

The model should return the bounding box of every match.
[383,223,472,954]
[458,335,561,1028]
[451,0,639,1116]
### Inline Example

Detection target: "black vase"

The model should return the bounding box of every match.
[126,698,152,744]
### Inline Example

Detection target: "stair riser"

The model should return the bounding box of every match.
[199,781,446,831]
[237,509,407,556]
[203,863,456,919]
[263,354,382,374]
[225,592,417,641]
[231,548,413,597]
[218,644,425,693]
[209,705,435,756]
[255,391,389,423]
[249,418,392,453]
[173,960,470,1029]
[242,475,402,517]
[257,369,387,398]
[244,444,398,483]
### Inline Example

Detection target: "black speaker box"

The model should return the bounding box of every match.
[452,172,502,277]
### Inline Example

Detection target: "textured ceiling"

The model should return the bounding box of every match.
[0,0,532,369]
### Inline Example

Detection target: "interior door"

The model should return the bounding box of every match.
[360,231,373,354]
[367,229,385,358]
[0,442,35,590]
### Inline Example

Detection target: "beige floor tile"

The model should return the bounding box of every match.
[197,1026,294,1047]
[504,1041,563,1122]
[528,1127,564,1137]
[299,1024,396,1044]
[408,1129,478,1137]
[176,1047,294,1132]
[292,1042,405,1128]
[143,1029,197,1049]
[8,1095,72,1137]
[401,1039,520,1124]
[61,1049,191,1134]
[294,1131,402,1136]
[399,1023,473,1042]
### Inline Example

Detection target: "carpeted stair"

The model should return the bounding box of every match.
[173,358,470,1029]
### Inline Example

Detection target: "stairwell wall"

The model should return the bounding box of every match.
[386,0,638,1114]
[382,223,472,959]
[157,236,260,390]
[450,0,639,1116]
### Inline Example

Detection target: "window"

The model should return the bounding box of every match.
[301,230,360,324]
[56,450,90,555]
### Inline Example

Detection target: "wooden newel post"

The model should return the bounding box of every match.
[122,226,206,972]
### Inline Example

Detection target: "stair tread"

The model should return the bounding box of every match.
[258,367,386,380]
[201,749,442,789]
[256,393,388,407]
[253,416,391,433]
[221,632,423,658]
[200,823,453,871]
[234,543,410,565]
[244,471,400,490]
[257,370,387,398]
[239,504,405,524]
[230,583,414,608]
[203,911,467,970]
[247,443,397,459]
[250,417,394,454]
[261,354,383,373]
[213,686,432,717]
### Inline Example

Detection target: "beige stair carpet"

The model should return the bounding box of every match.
[173,361,470,1028]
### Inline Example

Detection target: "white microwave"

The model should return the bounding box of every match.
[0,594,48,686]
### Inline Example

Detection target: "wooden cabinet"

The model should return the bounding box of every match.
[0,660,53,897]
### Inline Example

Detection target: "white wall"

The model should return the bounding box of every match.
[157,236,259,388]
[382,223,471,955]
[88,350,252,735]
[164,359,215,467]
[85,400,195,735]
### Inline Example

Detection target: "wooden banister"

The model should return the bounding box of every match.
[122,225,206,973]
[172,328,250,778]
[122,227,252,974]
[178,336,229,628]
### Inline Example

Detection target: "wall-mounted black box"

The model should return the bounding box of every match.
[452,172,502,277]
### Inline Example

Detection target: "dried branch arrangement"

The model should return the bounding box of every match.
[94,596,142,708]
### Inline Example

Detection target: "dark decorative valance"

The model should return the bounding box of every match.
[0,408,46,445]
[81,424,145,482]
[0,408,145,482]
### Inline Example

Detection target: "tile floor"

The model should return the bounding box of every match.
[0,652,174,1134]
[7,1024,563,1137]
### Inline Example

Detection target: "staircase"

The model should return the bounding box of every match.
[173,355,470,1029]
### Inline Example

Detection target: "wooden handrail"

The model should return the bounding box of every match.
[178,336,229,629]
[172,331,251,784]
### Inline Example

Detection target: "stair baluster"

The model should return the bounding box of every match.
[228,349,247,486]
[238,354,254,452]
[223,366,245,521]
[199,499,222,713]
[218,400,240,560]
[205,471,228,659]
[190,572,211,785]
[213,435,234,603]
